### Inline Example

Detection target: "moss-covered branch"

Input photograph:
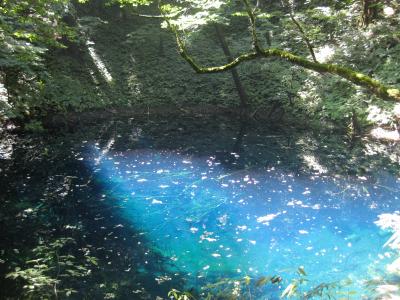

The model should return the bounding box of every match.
[260,49,400,102]
[174,31,260,73]
[175,37,400,102]
[163,1,400,102]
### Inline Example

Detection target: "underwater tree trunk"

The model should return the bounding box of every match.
[214,24,249,112]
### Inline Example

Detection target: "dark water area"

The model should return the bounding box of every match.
[1,115,400,299]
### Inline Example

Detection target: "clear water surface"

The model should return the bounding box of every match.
[1,116,400,299]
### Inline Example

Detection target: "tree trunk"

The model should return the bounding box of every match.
[159,34,164,56]
[265,30,272,47]
[361,0,380,27]
[350,109,361,136]
[0,71,10,120]
[214,24,250,112]
[172,20,400,102]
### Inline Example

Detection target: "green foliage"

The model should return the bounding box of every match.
[6,237,96,299]
[168,289,195,300]
[0,0,77,120]
[167,267,355,299]
[2,0,400,128]
[280,267,308,298]
[108,0,152,7]
[24,120,45,132]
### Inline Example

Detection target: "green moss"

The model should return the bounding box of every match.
[178,43,400,103]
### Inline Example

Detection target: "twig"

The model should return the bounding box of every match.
[53,251,60,300]
[242,0,262,53]
[281,0,318,62]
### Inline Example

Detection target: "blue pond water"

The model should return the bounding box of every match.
[87,141,400,298]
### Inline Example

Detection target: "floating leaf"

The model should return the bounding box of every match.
[297,266,307,276]
[271,275,282,284]
[347,290,357,295]
[255,276,270,287]
[281,283,297,298]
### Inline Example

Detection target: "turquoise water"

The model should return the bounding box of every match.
[88,141,400,298]
[2,117,400,299]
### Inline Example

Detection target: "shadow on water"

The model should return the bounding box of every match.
[1,115,400,299]
[0,125,184,299]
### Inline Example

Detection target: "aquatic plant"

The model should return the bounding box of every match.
[168,267,356,299]
[2,117,400,299]
[168,289,195,300]
[6,237,97,299]
[369,213,400,298]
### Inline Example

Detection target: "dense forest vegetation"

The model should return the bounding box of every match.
[0,0,400,133]
[1,1,400,300]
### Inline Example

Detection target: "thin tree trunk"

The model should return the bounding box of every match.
[0,71,10,122]
[167,9,400,102]
[281,0,317,62]
[256,0,263,9]
[159,34,164,56]
[361,0,379,27]
[266,30,272,47]
[214,24,249,112]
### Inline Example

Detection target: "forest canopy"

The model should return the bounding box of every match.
[1,0,400,129]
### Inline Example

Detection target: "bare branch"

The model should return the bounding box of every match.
[281,0,318,63]
[131,9,184,19]
[242,0,262,53]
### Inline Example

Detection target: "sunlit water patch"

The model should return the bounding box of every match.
[87,144,400,298]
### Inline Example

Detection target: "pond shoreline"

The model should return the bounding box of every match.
[41,104,340,134]
[3,104,399,145]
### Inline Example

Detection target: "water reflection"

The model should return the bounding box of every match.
[88,143,400,297]
[2,116,400,298]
